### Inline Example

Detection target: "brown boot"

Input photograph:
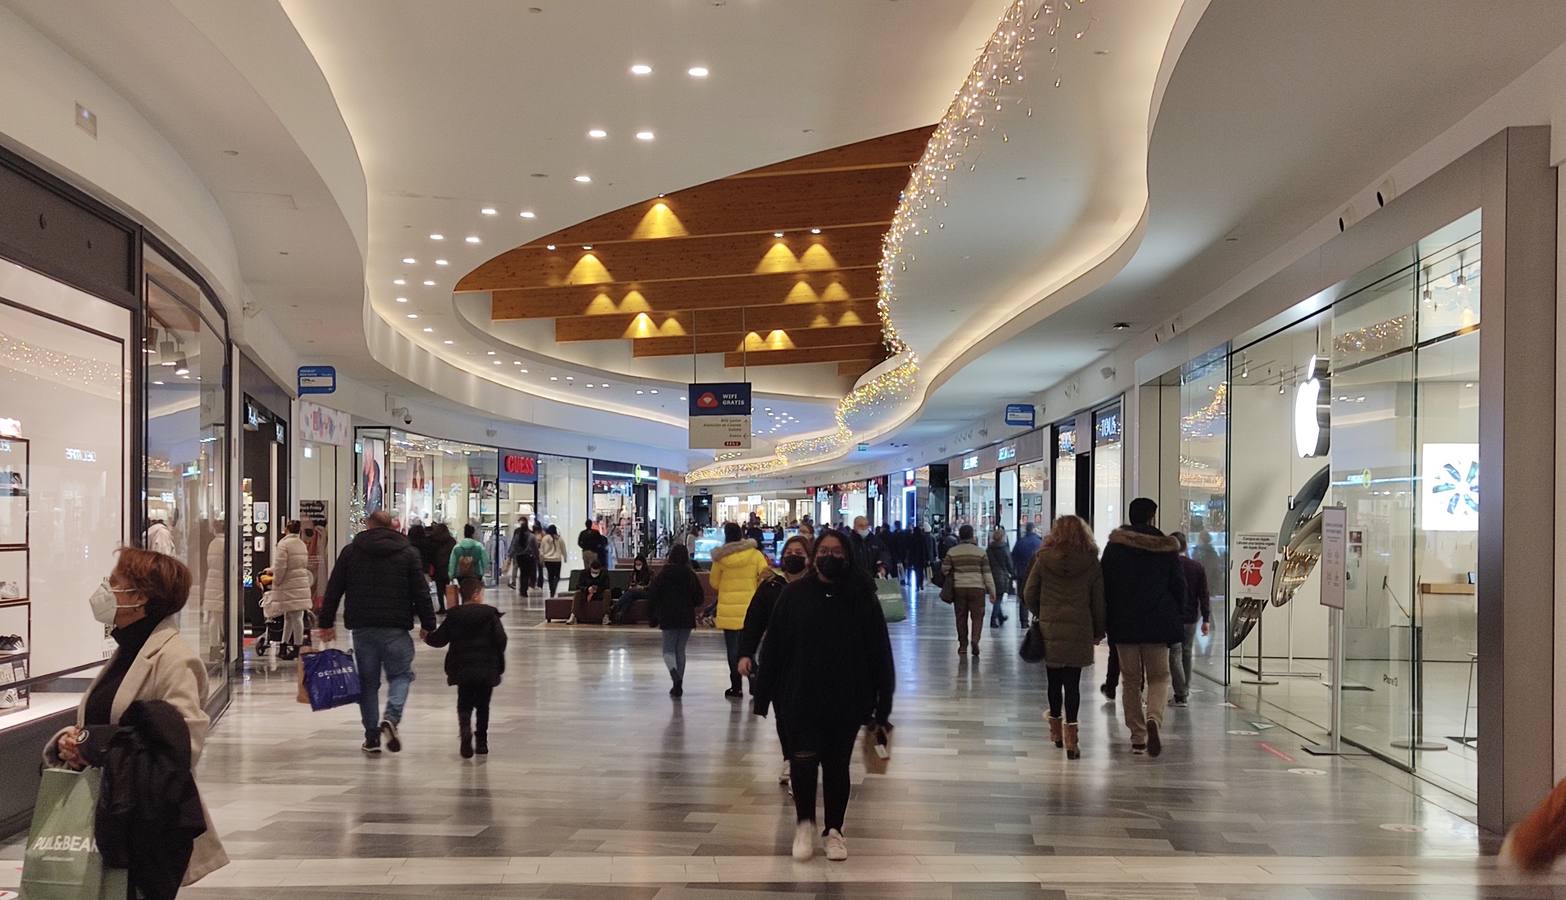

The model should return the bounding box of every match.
[1046,714,1064,749]
[1065,722,1081,760]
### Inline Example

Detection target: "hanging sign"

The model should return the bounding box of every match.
[687,382,752,449]
[499,450,538,485]
[1004,403,1035,428]
[1319,506,1347,609]
[297,365,337,395]
[1231,531,1277,605]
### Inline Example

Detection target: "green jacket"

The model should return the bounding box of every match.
[1022,545,1105,668]
[449,537,489,580]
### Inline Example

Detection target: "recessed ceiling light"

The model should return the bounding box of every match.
[687,66,709,78]
[396,297,408,303]
[600,383,609,388]
[630,63,652,75]
[545,244,556,250]
[407,313,419,319]
[773,232,783,238]
[649,389,659,394]
[549,376,558,381]
[435,259,449,266]
[465,235,480,244]
[635,130,655,141]
[574,174,592,183]
[587,128,607,139]
[393,278,406,285]
[680,395,686,401]
[402,257,416,264]
[493,360,502,365]
[582,244,593,250]
[443,339,454,345]
[583,383,592,388]
[487,350,496,356]
[480,206,497,216]
[153,380,164,385]
[519,368,528,373]
[565,376,573,381]
[513,360,522,365]
[764,407,772,412]
[520,210,537,219]
[422,327,433,333]
[423,279,436,286]
[810,227,822,234]
[636,390,644,395]
[429,233,444,241]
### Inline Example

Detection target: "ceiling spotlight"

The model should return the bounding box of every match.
[680,395,686,401]
[520,210,537,219]
[480,206,497,216]
[649,389,659,394]
[549,376,559,381]
[423,280,436,286]
[519,368,529,373]
[393,278,406,285]
[152,380,164,386]
[545,244,556,251]
[1112,321,1132,330]
[492,360,502,365]
[422,327,433,333]
[395,297,408,303]
[402,257,416,264]
[635,130,655,141]
[773,232,784,238]
[465,235,480,244]
[574,174,592,183]
[587,128,607,139]
[583,244,594,250]
[435,259,449,266]
[565,376,573,381]
[600,383,609,388]
[407,313,419,319]
[687,66,709,78]
[636,390,644,395]
[487,350,496,356]
[630,63,652,75]
[429,233,444,241]
[810,227,822,234]
[443,340,454,345]
[583,383,592,388]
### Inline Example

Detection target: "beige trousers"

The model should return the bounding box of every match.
[1117,643,1171,745]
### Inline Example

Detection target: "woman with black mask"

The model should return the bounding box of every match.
[754,530,894,863]
[738,534,812,786]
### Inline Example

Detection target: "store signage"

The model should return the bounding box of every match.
[275,422,286,444]
[1319,506,1347,610]
[687,382,752,449]
[856,442,869,452]
[634,465,654,483]
[244,401,264,430]
[1293,355,1330,458]
[299,401,352,447]
[1231,532,1277,606]
[499,450,538,485]
[299,499,329,527]
[0,418,20,437]
[904,469,915,487]
[997,445,1016,462]
[241,478,254,588]
[297,365,337,396]
[63,448,97,463]
[961,455,979,471]
[1004,403,1035,428]
[868,480,878,498]
[1056,428,1076,456]
[1095,411,1122,443]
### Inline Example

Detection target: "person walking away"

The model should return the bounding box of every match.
[648,544,705,697]
[908,525,931,590]
[318,510,435,754]
[146,515,176,556]
[1022,515,1104,760]
[45,549,229,892]
[408,522,433,583]
[268,521,315,655]
[568,557,612,625]
[532,523,547,589]
[1168,531,1212,707]
[428,523,457,614]
[1011,521,1043,628]
[986,526,1015,629]
[941,524,997,657]
[709,522,773,698]
[1101,498,1186,757]
[448,524,490,609]
[510,517,536,593]
[753,530,894,862]
[424,575,506,758]
[612,553,652,624]
[539,524,567,597]
[936,526,958,563]
[739,534,812,785]
[577,519,608,569]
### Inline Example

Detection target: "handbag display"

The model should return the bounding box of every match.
[874,578,908,623]
[301,647,362,711]
[1019,621,1047,663]
[20,768,130,900]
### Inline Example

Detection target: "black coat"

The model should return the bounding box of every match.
[320,527,436,631]
[908,530,931,568]
[425,603,507,686]
[430,533,456,582]
[648,563,704,630]
[577,528,608,558]
[1101,524,1187,645]
[98,700,207,900]
[738,574,787,661]
[753,574,895,742]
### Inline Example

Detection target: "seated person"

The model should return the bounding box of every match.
[568,559,613,625]
[612,554,653,624]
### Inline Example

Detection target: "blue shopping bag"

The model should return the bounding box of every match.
[301,647,361,711]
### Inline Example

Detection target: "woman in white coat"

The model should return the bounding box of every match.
[265,521,315,650]
[45,547,228,889]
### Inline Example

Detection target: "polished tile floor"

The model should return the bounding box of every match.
[4,584,1562,898]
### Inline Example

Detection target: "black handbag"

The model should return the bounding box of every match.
[1019,621,1046,663]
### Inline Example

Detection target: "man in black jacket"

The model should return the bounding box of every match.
[318,510,435,754]
[577,520,608,568]
[1101,497,1186,759]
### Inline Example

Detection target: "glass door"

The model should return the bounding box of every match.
[998,467,1018,546]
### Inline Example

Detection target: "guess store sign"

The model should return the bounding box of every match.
[499,450,538,484]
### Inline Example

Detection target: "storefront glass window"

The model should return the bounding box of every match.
[1018,460,1049,533]
[538,453,588,568]
[1091,405,1123,547]
[1053,423,1078,519]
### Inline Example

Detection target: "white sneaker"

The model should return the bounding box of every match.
[602,614,612,625]
[566,614,577,625]
[779,762,792,785]
[824,828,848,861]
[792,821,815,861]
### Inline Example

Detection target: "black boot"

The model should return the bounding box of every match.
[670,669,684,698]
[474,732,488,755]
[459,715,474,759]
[725,674,743,699]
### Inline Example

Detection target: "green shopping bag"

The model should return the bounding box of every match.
[19,768,129,900]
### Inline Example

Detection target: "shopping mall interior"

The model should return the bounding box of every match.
[4,0,1566,896]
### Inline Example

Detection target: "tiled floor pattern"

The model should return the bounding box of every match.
[3,584,1562,899]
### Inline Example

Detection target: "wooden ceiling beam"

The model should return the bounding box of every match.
[736,125,934,177]
[630,324,886,358]
[722,344,886,368]
[837,359,878,379]
[463,225,886,293]
[492,269,879,319]
[553,299,881,342]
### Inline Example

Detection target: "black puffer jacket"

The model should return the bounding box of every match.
[425,603,507,686]
[738,574,787,661]
[648,562,705,630]
[1100,524,1186,645]
[754,574,895,732]
[319,527,435,631]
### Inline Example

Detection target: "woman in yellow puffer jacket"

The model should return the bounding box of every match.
[709,522,774,699]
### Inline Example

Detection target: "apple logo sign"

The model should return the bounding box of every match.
[1239,551,1265,587]
[696,392,719,409]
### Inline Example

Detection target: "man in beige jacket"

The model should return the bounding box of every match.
[941,524,997,657]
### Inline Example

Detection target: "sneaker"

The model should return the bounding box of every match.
[361,738,382,755]
[1171,697,1188,707]
[824,829,848,861]
[566,614,577,625]
[1146,719,1162,758]
[779,762,792,785]
[380,719,402,753]
[602,614,612,625]
[1131,744,1147,755]
[724,688,744,700]
[792,821,816,861]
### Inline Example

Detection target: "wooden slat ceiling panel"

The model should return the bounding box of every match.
[837,359,878,379]
[493,269,879,319]
[630,324,886,357]
[738,125,934,177]
[722,344,885,367]
[474,229,882,294]
[553,299,882,342]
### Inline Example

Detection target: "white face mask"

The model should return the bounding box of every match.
[88,579,142,626]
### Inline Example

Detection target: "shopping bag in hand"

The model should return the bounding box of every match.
[20,768,129,900]
[295,644,318,704]
[875,578,908,623]
[860,724,892,776]
[302,647,361,711]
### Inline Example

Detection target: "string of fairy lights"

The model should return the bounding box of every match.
[689,0,1084,483]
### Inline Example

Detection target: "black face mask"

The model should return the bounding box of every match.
[781,555,807,575]
[815,556,848,580]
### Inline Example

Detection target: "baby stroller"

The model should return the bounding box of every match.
[254,569,314,662]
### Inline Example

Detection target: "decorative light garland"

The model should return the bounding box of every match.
[690,0,1086,484]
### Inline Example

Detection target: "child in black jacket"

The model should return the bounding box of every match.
[425,576,507,758]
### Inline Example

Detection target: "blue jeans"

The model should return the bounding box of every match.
[661,628,691,681]
[353,627,416,742]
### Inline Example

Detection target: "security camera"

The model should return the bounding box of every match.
[403,413,413,426]
[390,406,412,426]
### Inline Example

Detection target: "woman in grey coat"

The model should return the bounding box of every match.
[1022,515,1105,760]
[985,527,1014,629]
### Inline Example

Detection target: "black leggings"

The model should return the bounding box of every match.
[1047,665,1082,722]
[789,724,860,833]
[457,683,493,735]
[545,561,562,597]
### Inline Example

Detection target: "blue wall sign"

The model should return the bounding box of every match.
[298,365,337,395]
[1004,403,1035,428]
